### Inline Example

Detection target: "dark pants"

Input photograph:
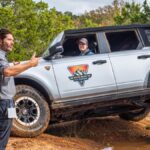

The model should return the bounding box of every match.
[0,99,14,150]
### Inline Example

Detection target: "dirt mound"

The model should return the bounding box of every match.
[7,116,150,150]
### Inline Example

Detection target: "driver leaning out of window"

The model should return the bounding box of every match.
[78,38,94,56]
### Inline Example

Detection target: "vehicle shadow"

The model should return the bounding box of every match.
[46,116,150,145]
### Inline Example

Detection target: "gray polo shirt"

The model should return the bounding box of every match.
[0,49,16,99]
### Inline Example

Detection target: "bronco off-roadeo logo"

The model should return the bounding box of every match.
[68,64,92,86]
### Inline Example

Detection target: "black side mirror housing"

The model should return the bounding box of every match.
[55,45,64,54]
[49,44,64,56]
[44,43,64,60]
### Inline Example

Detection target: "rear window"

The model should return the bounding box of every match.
[105,30,141,52]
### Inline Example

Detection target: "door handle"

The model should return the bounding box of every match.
[92,60,107,65]
[137,55,150,59]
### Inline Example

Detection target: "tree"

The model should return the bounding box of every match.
[77,0,124,26]
[0,0,14,7]
[0,0,75,61]
[114,0,150,25]
[141,0,150,23]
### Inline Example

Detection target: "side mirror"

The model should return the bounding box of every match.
[49,45,64,57]
[55,45,64,54]
[43,43,64,60]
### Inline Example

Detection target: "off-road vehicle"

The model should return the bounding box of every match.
[12,24,150,137]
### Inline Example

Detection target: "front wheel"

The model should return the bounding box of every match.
[119,107,150,121]
[12,85,50,137]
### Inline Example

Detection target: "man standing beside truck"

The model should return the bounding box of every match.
[0,28,39,150]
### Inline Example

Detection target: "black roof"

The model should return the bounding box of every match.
[64,24,150,35]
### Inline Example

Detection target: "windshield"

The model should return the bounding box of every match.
[42,31,64,58]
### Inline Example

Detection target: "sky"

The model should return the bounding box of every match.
[35,0,149,15]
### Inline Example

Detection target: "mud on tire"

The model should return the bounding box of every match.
[12,85,50,137]
[119,107,150,121]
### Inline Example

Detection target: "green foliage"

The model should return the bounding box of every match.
[114,0,150,25]
[141,0,150,23]
[0,0,75,61]
[78,0,124,26]
[0,0,14,7]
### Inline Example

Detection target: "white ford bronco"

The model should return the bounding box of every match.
[12,24,150,137]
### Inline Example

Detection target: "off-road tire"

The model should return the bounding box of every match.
[119,107,150,121]
[12,85,50,137]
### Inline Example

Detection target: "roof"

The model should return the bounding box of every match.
[64,24,150,35]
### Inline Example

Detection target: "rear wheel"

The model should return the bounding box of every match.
[12,85,50,137]
[119,107,150,121]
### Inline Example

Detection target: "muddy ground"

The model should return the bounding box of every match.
[7,116,150,150]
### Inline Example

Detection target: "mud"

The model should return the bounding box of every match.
[7,116,150,150]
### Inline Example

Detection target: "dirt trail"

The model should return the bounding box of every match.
[7,116,150,150]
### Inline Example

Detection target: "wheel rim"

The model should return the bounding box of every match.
[15,96,40,126]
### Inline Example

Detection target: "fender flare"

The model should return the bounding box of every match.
[14,76,53,105]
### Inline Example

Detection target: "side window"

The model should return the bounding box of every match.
[139,28,150,47]
[145,29,150,44]
[62,34,98,57]
[105,30,142,52]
